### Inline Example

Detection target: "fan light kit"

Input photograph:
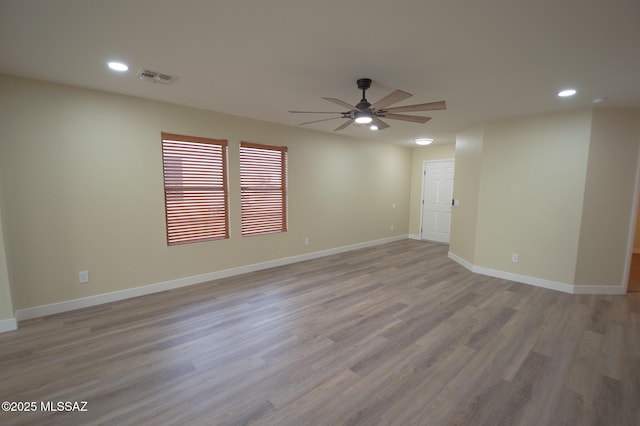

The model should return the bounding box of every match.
[415,138,434,145]
[354,111,373,124]
[289,78,446,131]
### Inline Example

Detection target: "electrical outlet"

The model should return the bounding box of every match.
[79,270,89,283]
[511,253,519,263]
[390,224,395,231]
[304,237,310,246]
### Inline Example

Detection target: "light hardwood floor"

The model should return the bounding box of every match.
[1,240,639,425]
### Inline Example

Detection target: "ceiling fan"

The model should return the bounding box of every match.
[289,78,446,131]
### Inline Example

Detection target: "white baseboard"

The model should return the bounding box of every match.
[571,285,627,295]
[409,233,421,240]
[448,251,626,295]
[0,317,17,333]
[447,251,474,271]
[14,235,409,323]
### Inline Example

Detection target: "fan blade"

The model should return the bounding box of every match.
[384,113,432,124]
[298,117,343,125]
[371,90,412,110]
[383,101,446,113]
[289,111,343,114]
[334,119,354,131]
[322,97,357,110]
[371,116,390,130]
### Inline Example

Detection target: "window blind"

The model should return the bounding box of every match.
[239,142,288,236]
[161,132,229,245]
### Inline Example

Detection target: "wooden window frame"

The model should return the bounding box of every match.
[239,141,288,237]
[161,132,229,245]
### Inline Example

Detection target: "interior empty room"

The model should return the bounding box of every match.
[1,1,640,425]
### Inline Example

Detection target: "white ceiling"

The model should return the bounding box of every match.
[1,0,639,146]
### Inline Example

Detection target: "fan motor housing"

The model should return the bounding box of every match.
[357,78,372,90]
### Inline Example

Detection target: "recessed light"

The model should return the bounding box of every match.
[415,138,434,145]
[108,61,129,72]
[557,89,576,97]
[370,125,379,131]
[592,96,607,104]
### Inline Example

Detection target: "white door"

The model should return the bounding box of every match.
[421,160,455,243]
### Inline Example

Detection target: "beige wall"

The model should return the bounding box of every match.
[449,127,484,263]
[451,108,640,289]
[574,108,640,286]
[0,74,411,310]
[0,173,15,322]
[474,110,592,284]
[408,143,456,236]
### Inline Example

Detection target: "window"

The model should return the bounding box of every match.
[239,142,288,236]
[161,132,229,245]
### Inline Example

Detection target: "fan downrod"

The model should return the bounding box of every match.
[356,78,372,110]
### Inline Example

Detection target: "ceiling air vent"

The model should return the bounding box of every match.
[155,73,175,84]
[137,69,176,84]
[137,69,157,81]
